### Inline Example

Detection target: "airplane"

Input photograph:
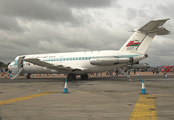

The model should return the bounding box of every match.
[126,63,150,69]
[8,18,170,80]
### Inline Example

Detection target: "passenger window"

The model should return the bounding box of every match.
[79,57,81,60]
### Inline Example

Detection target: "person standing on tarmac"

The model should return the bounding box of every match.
[164,69,167,77]
[3,68,6,76]
[1,68,4,76]
[134,69,136,75]
[152,69,155,74]
[156,69,159,76]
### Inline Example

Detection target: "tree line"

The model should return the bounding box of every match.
[0,61,9,67]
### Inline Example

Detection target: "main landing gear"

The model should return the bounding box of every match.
[67,74,88,81]
[67,74,76,81]
[26,74,31,79]
[81,74,88,80]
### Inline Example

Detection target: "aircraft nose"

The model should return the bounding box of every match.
[8,61,13,71]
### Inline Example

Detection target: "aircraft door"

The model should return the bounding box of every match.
[17,56,25,67]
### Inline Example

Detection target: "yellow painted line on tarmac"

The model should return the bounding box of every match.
[129,95,157,120]
[0,91,59,106]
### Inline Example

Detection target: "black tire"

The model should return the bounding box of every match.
[67,74,76,81]
[72,74,76,80]
[81,74,88,80]
[67,74,73,81]
[26,75,30,79]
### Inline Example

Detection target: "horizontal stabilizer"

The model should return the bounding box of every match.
[156,28,170,35]
[133,18,170,35]
[138,18,169,31]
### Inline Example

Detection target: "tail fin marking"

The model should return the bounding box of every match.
[119,19,170,54]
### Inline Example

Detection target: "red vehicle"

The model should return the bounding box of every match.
[161,66,173,73]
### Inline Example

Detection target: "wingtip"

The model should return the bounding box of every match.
[152,18,170,22]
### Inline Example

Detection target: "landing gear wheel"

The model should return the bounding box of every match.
[81,74,88,80]
[72,74,76,80]
[67,74,72,81]
[67,74,76,81]
[26,75,30,79]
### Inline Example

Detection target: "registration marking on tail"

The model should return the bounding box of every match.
[129,95,157,120]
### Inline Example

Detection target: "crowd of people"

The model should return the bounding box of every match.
[105,67,174,77]
[106,69,132,76]
[0,68,11,76]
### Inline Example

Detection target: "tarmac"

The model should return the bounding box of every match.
[0,72,174,120]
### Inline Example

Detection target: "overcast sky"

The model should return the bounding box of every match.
[0,0,174,67]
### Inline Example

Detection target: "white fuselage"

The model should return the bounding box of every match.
[8,50,141,75]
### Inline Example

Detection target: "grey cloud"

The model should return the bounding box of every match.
[0,0,79,24]
[126,7,151,22]
[0,17,24,31]
[157,3,174,18]
[126,8,137,20]
[53,0,114,8]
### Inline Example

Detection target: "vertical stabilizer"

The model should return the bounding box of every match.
[119,19,170,54]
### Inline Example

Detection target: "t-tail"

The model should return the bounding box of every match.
[119,18,170,54]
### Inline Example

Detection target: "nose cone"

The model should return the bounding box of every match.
[8,61,14,71]
[8,63,11,71]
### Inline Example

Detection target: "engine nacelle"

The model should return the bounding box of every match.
[90,57,133,66]
[90,54,148,66]
[132,54,148,63]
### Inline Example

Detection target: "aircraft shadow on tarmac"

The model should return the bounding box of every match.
[1,75,174,83]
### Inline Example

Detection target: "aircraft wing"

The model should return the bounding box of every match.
[23,58,83,71]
